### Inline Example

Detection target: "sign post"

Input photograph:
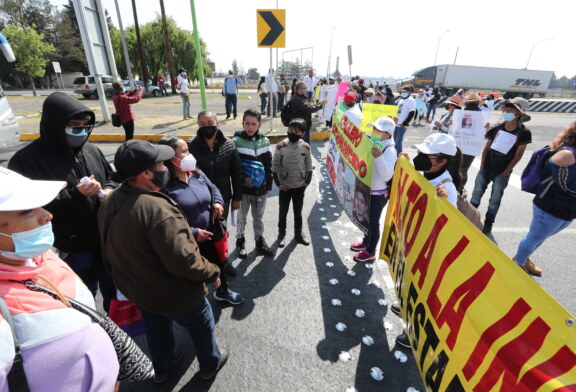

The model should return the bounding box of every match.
[52,62,63,90]
[347,45,353,81]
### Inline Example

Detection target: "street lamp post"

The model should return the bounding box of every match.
[327,27,335,78]
[433,30,449,66]
[525,38,553,69]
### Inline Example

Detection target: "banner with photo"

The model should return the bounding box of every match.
[380,157,576,392]
[449,110,490,156]
[326,110,374,234]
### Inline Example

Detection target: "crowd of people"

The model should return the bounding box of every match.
[1,74,575,388]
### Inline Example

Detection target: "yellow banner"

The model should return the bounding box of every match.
[379,158,576,392]
[360,103,399,133]
[314,85,321,103]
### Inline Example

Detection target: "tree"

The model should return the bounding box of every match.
[231,59,238,75]
[51,1,87,73]
[246,67,259,81]
[3,24,55,96]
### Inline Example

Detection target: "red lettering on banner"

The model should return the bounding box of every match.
[427,236,470,319]
[338,117,364,147]
[402,183,424,257]
[472,317,551,392]
[463,299,532,380]
[333,133,368,178]
[516,345,576,391]
[411,214,449,289]
[435,262,495,350]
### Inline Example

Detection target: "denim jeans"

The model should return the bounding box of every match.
[393,125,407,154]
[260,94,267,113]
[59,249,116,312]
[224,94,237,118]
[180,93,190,116]
[277,92,285,111]
[426,103,438,120]
[514,204,572,266]
[306,91,313,101]
[470,170,510,225]
[362,194,389,254]
[139,298,221,376]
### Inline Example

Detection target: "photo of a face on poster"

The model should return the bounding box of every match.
[352,179,370,230]
[449,110,490,156]
[461,116,474,129]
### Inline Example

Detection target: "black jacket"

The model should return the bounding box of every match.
[290,93,323,131]
[8,92,117,253]
[187,130,242,207]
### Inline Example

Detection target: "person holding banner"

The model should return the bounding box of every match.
[394,86,416,154]
[290,81,327,144]
[350,117,397,263]
[513,122,576,276]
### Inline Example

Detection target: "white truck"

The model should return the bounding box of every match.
[406,64,554,99]
[0,32,20,147]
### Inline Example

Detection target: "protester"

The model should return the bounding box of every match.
[425,87,442,122]
[187,110,243,220]
[98,140,228,383]
[232,109,274,258]
[278,74,290,111]
[482,94,495,112]
[393,86,416,154]
[290,81,328,144]
[413,89,427,125]
[257,76,267,115]
[432,95,463,133]
[291,78,298,99]
[8,92,117,312]
[0,168,120,391]
[304,69,317,101]
[513,122,576,276]
[223,70,243,120]
[374,86,386,104]
[177,68,192,120]
[350,117,398,263]
[363,88,375,103]
[157,74,168,96]
[384,87,396,105]
[111,81,142,141]
[159,136,244,304]
[343,92,363,128]
[272,118,313,247]
[265,68,278,117]
[470,97,532,235]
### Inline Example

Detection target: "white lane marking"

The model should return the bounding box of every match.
[492,227,576,234]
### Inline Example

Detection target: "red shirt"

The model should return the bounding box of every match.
[112,90,142,124]
[158,76,165,86]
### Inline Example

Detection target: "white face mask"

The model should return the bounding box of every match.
[177,154,197,172]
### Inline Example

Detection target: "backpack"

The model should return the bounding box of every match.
[241,160,266,188]
[521,146,553,194]
[280,98,293,126]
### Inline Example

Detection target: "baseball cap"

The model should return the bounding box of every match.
[343,92,357,103]
[368,116,395,134]
[503,97,529,113]
[114,140,175,180]
[358,78,364,83]
[402,86,412,93]
[0,167,66,211]
[413,133,457,156]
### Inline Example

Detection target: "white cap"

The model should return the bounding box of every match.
[413,133,457,156]
[368,116,396,135]
[0,167,66,211]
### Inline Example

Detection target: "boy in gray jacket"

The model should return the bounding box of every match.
[272,118,313,247]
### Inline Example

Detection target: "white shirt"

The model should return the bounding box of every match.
[371,138,397,192]
[177,74,189,93]
[397,97,416,124]
[427,170,458,207]
[265,72,278,93]
[304,75,317,92]
[344,104,363,129]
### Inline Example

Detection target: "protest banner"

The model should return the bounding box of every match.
[379,157,576,392]
[314,85,321,103]
[449,110,490,156]
[326,110,374,233]
[322,84,339,122]
[335,82,349,102]
[359,103,399,133]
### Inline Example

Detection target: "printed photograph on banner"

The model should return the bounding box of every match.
[449,110,489,156]
[352,179,370,229]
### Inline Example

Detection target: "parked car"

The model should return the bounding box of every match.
[0,85,20,147]
[122,80,161,97]
[72,75,116,98]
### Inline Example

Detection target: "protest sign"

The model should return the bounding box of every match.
[380,158,576,392]
[359,103,399,133]
[314,85,321,103]
[326,110,374,233]
[449,110,490,156]
[335,82,349,102]
[321,84,339,122]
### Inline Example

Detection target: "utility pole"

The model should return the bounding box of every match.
[189,0,207,109]
[159,0,176,94]
[131,0,149,93]
[114,0,133,88]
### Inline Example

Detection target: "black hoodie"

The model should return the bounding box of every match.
[8,92,117,252]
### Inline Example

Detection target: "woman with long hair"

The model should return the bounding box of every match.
[513,122,576,276]
[257,76,267,114]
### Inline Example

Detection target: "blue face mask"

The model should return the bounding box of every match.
[401,92,409,98]
[65,126,92,148]
[0,222,54,259]
[503,112,516,122]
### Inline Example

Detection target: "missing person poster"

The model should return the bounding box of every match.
[449,110,490,156]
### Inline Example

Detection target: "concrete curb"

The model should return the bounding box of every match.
[20,131,332,144]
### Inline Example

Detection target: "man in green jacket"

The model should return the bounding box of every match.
[98,140,228,384]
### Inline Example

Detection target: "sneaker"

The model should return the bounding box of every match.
[200,349,229,380]
[256,236,274,256]
[482,222,493,235]
[278,232,286,248]
[153,346,185,384]
[353,250,375,263]
[390,304,401,317]
[236,237,247,259]
[350,242,366,252]
[213,288,244,305]
[395,332,411,349]
[295,233,310,246]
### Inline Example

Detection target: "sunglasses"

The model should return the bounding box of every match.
[67,125,94,135]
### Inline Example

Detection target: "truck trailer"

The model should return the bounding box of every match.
[405,64,554,99]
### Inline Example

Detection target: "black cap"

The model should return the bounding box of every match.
[178,68,187,73]
[114,140,175,180]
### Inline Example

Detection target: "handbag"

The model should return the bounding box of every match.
[440,179,484,231]
[108,298,146,338]
[13,276,154,382]
[111,113,121,127]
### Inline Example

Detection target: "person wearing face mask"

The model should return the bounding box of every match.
[159,136,244,305]
[8,92,117,312]
[177,68,192,120]
[112,80,142,141]
[394,86,416,154]
[432,94,463,133]
[413,89,427,125]
[470,97,532,235]
[0,168,120,391]
[187,110,243,223]
[98,140,229,383]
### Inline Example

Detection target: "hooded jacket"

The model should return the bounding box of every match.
[8,93,117,253]
[232,130,273,196]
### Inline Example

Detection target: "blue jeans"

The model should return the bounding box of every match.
[277,92,285,111]
[362,194,389,254]
[59,250,116,312]
[514,204,572,266]
[470,171,510,225]
[307,91,313,101]
[224,94,237,118]
[180,93,190,116]
[426,103,438,120]
[260,93,267,113]
[393,125,407,154]
[139,298,221,376]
